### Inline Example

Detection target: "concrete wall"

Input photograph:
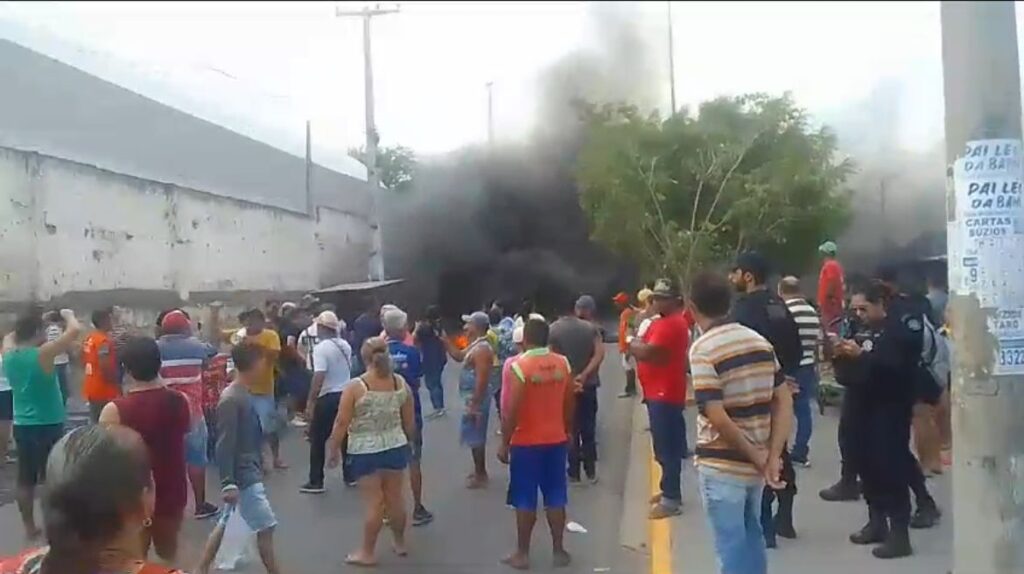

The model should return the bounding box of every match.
[0,147,373,309]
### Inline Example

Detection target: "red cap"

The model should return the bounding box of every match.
[161,310,191,334]
[613,292,630,305]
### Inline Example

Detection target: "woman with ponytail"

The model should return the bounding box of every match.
[0,425,183,574]
[327,336,416,567]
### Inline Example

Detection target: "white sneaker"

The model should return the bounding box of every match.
[290,417,309,428]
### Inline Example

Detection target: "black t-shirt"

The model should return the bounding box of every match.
[730,288,803,377]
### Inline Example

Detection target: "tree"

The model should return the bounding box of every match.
[574,93,852,286]
[348,145,417,192]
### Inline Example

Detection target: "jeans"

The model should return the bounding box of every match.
[424,371,445,410]
[698,468,767,574]
[568,385,598,479]
[646,400,687,503]
[791,365,819,461]
[308,392,349,486]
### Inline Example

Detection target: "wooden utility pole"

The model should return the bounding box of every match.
[336,3,399,281]
[941,2,1024,572]
[667,1,676,114]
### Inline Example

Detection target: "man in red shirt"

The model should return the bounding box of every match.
[629,278,690,519]
[817,241,846,334]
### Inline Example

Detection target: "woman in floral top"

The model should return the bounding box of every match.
[0,425,183,574]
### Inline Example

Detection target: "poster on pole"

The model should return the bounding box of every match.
[951,138,1024,374]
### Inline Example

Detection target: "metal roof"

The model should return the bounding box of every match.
[311,279,405,294]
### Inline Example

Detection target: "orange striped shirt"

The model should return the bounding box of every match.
[690,322,781,481]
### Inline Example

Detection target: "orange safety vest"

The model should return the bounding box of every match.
[508,349,572,446]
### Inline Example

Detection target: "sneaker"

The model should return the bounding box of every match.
[194,502,219,520]
[587,474,600,486]
[791,457,812,468]
[617,391,636,399]
[412,506,435,527]
[427,408,447,420]
[290,417,309,428]
[568,476,584,488]
[819,480,860,502]
[649,500,682,519]
[299,482,326,494]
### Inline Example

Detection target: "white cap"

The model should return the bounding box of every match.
[513,326,525,344]
[315,311,342,331]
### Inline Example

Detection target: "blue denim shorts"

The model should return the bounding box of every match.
[250,394,285,436]
[509,442,569,510]
[219,482,277,533]
[459,393,491,448]
[185,422,209,467]
[348,444,411,481]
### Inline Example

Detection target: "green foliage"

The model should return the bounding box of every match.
[348,145,417,192]
[574,93,852,286]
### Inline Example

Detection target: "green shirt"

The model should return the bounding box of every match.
[3,347,66,426]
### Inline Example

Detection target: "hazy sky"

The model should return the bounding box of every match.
[0,1,993,164]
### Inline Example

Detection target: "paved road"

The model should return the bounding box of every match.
[668,405,952,573]
[0,346,644,574]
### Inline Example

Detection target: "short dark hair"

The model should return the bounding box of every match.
[232,342,264,374]
[523,318,549,347]
[734,252,769,285]
[852,281,890,305]
[91,308,113,329]
[14,313,43,343]
[120,337,161,382]
[487,307,502,326]
[689,271,733,318]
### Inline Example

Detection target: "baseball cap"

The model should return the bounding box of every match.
[649,278,680,299]
[818,240,838,256]
[315,311,342,331]
[160,310,191,334]
[575,295,596,312]
[734,251,770,278]
[512,325,525,344]
[461,311,490,330]
[613,292,630,305]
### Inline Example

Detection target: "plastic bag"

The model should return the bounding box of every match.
[213,507,257,571]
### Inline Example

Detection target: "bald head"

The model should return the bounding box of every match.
[778,276,803,298]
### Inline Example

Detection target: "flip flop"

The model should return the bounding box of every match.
[345,554,378,568]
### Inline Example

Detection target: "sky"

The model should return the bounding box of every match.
[0,1,995,164]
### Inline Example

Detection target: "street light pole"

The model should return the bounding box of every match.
[941,2,1024,573]
[486,81,494,147]
[667,1,676,114]
[337,3,399,282]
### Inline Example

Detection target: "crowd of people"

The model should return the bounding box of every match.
[0,238,952,574]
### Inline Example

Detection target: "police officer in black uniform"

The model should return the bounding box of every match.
[876,265,942,529]
[834,282,918,558]
[729,252,803,548]
[819,306,871,502]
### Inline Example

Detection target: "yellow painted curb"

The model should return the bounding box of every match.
[649,440,673,574]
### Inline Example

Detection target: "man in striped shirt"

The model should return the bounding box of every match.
[688,272,793,574]
[778,277,822,466]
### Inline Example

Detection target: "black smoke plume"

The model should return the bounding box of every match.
[381,2,668,318]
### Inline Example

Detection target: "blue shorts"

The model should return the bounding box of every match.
[459,393,491,448]
[348,444,411,481]
[219,482,277,533]
[185,422,209,467]
[508,442,569,511]
[250,394,285,436]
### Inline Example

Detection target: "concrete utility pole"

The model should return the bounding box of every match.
[337,3,399,282]
[666,1,676,114]
[941,2,1024,573]
[486,81,494,147]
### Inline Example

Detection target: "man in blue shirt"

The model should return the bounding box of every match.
[383,307,434,527]
[415,306,448,418]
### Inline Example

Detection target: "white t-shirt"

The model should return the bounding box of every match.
[45,324,69,365]
[313,337,353,397]
[297,325,319,371]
